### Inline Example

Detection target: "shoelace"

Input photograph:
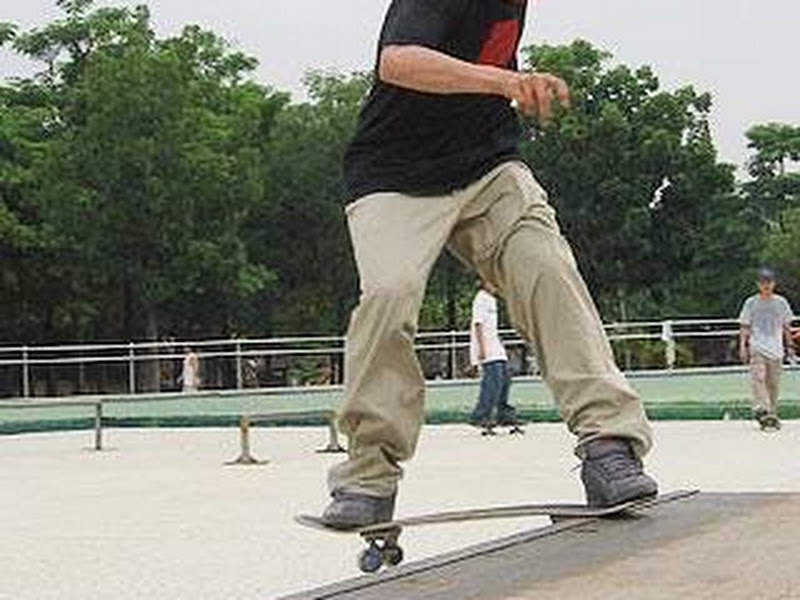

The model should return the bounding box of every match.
[594,450,643,479]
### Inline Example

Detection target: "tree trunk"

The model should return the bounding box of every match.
[124,278,160,393]
[138,302,160,393]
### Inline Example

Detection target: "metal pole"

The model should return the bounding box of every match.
[128,342,136,394]
[236,342,243,390]
[449,330,457,380]
[241,417,250,456]
[22,346,30,398]
[318,415,345,453]
[225,416,267,465]
[94,402,103,451]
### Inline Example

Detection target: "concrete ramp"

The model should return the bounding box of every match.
[281,492,800,600]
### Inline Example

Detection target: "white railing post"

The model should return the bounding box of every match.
[661,320,676,371]
[236,341,243,390]
[22,346,30,398]
[94,402,104,451]
[449,330,457,380]
[128,342,136,394]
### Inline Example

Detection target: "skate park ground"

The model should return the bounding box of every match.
[1,420,799,599]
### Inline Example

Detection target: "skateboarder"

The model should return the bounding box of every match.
[738,268,796,429]
[321,0,658,528]
[469,281,518,430]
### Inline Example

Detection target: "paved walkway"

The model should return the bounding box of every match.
[1,420,798,599]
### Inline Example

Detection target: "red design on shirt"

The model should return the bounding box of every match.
[478,20,520,68]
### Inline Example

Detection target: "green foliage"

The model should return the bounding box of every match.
[739,122,800,307]
[245,71,369,334]
[0,22,17,47]
[762,207,800,301]
[743,123,800,231]
[0,5,796,347]
[519,40,742,318]
[0,83,72,342]
[4,1,280,344]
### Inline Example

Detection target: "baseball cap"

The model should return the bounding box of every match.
[758,267,776,281]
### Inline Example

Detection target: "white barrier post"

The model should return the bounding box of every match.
[317,416,346,454]
[661,320,676,371]
[449,330,457,379]
[236,342,243,390]
[94,402,103,451]
[128,343,136,394]
[225,417,268,466]
[22,346,30,398]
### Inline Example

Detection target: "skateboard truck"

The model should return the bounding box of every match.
[359,527,404,573]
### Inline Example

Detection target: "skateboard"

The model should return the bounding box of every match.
[481,422,525,436]
[297,489,698,573]
[758,414,782,432]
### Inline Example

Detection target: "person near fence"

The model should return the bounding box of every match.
[469,281,518,429]
[319,0,658,529]
[738,268,796,429]
[181,347,201,393]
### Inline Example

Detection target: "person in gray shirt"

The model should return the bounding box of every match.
[738,268,796,429]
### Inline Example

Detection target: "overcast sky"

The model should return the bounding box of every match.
[2,0,798,171]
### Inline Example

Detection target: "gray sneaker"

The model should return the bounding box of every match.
[320,490,397,530]
[580,438,658,507]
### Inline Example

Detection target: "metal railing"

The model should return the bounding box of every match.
[0,318,795,400]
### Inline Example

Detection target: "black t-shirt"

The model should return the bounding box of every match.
[343,0,527,201]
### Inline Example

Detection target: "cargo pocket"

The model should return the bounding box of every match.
[448,165,555,269]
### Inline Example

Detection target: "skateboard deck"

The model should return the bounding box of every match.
[481,423,525,436]
[758,414,782,432]
[297,489,698,573]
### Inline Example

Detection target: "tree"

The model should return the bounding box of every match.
[0,84,56,343]
[749,123,800,303]
[246,71,369,334]
[13,2,281,348]
[743,123,800,228]
[518,40,741,318]
[762,207,800,303]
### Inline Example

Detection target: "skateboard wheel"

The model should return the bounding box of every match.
[359,545,384,573]
[382,544,404,567]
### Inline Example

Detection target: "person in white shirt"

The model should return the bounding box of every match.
[739,268,796,429]
[469,281,518,429]
[181,347,201,393]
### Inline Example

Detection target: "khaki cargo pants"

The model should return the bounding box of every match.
[750,352,783,415]
[330,162,653,497]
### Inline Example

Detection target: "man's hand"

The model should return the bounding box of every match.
[503,72,570,122]
[739,345,750,365]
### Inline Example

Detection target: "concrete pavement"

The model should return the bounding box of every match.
[1,420,798,599]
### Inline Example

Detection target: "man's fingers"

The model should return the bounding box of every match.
[512,73,571,120]
[516,77,537,116]
[546,74,571,108]
[532,77,553,121]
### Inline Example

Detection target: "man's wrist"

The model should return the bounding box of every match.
[487,67,520,99]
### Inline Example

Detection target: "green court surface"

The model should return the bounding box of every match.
[1,369,799,435]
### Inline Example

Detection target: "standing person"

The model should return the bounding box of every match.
[738,268,796,430]
[321,0,657,529]
[469,281,519,432]
[181,347,201,393]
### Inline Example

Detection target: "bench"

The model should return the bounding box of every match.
[0,399,106,451]
[225,409,345,466]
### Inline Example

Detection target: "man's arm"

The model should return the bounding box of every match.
[739,325,751,364]
[783,324,796,361]
[379,45,570,121]
[474,322,487,363]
